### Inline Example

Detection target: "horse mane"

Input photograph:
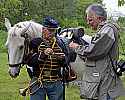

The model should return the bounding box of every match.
[6,21,43,47]
[8,21,43,38]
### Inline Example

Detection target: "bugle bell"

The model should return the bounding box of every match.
[19,87,29,96]
[19,77,41,96]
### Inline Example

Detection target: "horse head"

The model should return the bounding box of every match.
[5,19,43,78]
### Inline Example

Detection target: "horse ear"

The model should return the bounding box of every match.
[5,18,11,31]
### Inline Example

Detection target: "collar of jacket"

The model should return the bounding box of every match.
[97,20,108,30]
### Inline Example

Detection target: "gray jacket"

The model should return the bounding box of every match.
[75,21,125,99]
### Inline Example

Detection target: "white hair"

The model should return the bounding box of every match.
[86,4,107,19]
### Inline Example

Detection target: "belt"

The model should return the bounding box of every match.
[43,79,61,83]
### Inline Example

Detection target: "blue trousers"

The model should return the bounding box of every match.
[107,94,115,100]
[30,80,64,100]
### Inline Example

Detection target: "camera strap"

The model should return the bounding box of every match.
[107,23,119,74]
[109,54,117,74]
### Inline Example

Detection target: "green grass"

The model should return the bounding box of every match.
[0,53,125,100]
[0,53,30,100]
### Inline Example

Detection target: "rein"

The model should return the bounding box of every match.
[22,34,31,65]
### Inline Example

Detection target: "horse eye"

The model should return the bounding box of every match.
[19,45,24,50]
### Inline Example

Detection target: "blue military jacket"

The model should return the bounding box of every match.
[27,36,76,78]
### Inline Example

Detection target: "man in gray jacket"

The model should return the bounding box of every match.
[69,4,125,100]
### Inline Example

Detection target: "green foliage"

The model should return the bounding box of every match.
[118,0,125,6]
[0,30,7,52]
[0,0,103,30]
[59,17,85,28]
[118,17,125,27]
[0,0,23,29]
[119,31,125,60]
[117,17,125,60]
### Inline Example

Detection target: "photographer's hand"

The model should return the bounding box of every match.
[69,41,79,49]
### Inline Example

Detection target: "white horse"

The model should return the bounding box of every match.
[5,18,43,78]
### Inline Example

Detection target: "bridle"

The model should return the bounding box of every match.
[8,33,31,68]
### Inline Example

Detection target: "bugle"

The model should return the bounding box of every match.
[19,77,41,96]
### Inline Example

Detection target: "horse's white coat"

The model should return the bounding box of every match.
[5,19,43,77]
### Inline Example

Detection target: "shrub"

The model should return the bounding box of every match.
[0,30,7,53]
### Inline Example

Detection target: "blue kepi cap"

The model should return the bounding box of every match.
[42,16,59,28]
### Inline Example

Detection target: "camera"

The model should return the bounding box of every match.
[116,60,125,76]
[59,27,90,45]
[71,27,85,44]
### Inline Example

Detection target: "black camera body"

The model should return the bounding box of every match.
[71,27,86,45]
[59,27,89,46]
[116,60,125,76]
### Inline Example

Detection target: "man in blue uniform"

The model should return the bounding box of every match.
[26,16,70,100]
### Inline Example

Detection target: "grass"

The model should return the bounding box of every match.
[0,53,30,100]
[0,52,125,100]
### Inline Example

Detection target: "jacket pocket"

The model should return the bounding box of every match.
[85,60,96,67]
[80,68,100,99]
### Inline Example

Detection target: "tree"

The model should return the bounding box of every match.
[0,0,23,29]
[118,0,125,6]
[0,0,103,30]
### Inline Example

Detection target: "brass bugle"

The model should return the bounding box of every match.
[19,87,29,96]
[19,79,38,96]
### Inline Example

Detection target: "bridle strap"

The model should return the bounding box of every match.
[7,51,22,67]
[20,23,31,37]
[22,34,31,65]
[9,63,22,67]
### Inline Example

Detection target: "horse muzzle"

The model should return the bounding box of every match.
[8,64,22,78]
